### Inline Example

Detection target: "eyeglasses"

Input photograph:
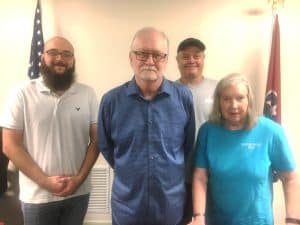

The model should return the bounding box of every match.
[179,54,204,61]
[132,50,167,62]
[45,49,74,59]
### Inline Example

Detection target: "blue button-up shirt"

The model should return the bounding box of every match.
[97,79,195,225]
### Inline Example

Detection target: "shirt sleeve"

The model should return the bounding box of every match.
[194,122,209,168]
[88,87,99,124]
[97,94,114,168]
[270,125,296,172]
[0,87,24,130]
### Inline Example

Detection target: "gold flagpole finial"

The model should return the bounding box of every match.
[268,0,284,12]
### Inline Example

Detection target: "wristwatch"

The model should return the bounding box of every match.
[286,218,300,224]
[193,213,205,218]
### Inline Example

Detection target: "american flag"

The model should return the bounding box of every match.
[263,14,281,124]
[28,0,44,79]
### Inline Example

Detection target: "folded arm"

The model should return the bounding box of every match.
[54,123,99,196]
[2,128,67,193]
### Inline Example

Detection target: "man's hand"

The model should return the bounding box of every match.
[52,175,81,197]
[41,176,69,194]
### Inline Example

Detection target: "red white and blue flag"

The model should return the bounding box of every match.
[263,14,281,124]
[264,14,281,182]
[28,0,44,79]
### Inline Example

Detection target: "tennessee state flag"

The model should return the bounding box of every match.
[263,14,281,124]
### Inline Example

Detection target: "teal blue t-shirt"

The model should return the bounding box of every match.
[194,116,296,225]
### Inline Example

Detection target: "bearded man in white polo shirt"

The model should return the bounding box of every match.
[1,36,99,225]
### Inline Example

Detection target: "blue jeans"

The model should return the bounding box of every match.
[21,194,89,225]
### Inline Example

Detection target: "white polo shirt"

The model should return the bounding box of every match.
[1,77,98,203]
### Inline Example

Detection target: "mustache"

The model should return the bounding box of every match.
[184,63,197,66]
[53,61,67,67]
[141,66,157,71]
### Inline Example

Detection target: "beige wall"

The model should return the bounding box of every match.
[1,0,299,224]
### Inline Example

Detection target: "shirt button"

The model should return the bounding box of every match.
[150,156,154,160]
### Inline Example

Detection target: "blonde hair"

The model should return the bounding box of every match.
[209,73,257,129]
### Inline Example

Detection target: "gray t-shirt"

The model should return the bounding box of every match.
[177,77,217,182]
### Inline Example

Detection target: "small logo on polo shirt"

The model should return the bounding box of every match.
[75,107,80,111]
[241,142,261,150]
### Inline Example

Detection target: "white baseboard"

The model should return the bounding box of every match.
[84,222,284,225]
[84,222,111,225]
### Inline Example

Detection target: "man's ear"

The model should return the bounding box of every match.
[129,52,134,66]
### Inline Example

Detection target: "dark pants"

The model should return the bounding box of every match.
[21,194,90,225]
[0,127,8,196]
[0,154,8,196]
[181,183,193,225]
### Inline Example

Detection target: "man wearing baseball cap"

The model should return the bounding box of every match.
[176,38,217,224]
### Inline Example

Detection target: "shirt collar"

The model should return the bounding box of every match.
[36,76,50,93]
[126,77,172,97]
[126,78,140,96]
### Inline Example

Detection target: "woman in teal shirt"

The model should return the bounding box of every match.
[189,73,300,225]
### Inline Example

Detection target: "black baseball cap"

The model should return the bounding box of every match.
[177,38,206,53]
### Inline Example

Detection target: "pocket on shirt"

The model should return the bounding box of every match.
[160,121,185,149]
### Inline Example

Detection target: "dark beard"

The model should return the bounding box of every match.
[40,60,75,92]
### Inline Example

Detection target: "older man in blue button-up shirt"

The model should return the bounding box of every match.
[97,27,195,225]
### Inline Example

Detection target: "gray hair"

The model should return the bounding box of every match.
[130,27,169,53]
[209,73,257,129]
